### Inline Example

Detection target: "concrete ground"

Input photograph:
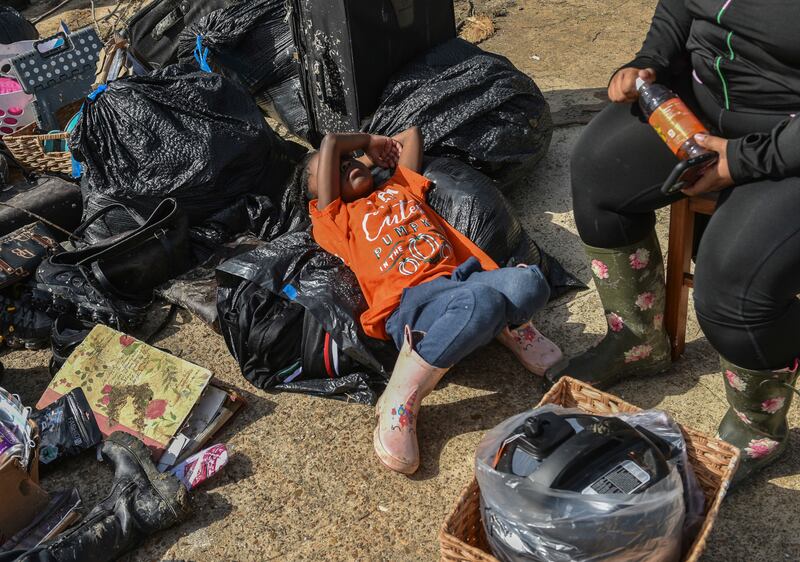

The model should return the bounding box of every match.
[5,0,800,560]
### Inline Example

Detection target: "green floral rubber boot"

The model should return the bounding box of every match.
[547,231,671,388]
[718,357,799,484]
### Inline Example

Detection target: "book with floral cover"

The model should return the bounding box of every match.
[36,325,212,457]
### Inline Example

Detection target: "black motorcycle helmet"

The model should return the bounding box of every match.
[477,408,688,562]
[492,411,673,494]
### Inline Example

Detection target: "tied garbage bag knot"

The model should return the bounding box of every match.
[70,84,107,178]
[87,84,107,101]
[177,0,310,138]
[193,35,212,72]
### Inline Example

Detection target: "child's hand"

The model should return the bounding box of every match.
[366,135,402,168]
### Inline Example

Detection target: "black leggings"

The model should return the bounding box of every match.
[571,80,800,370]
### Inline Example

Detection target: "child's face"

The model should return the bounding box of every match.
[308,154,374,202]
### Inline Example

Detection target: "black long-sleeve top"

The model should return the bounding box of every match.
[625,0,800,183]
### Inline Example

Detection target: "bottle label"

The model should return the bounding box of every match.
[647,98,707,158]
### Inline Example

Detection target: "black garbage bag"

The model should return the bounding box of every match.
[0,6,38,44]
[159,167,314,328]
[71,64,302,242]
[423,159,585,298]
[368,38,553,186]
[178,0,310,138]
[389,157,585,298]
[217,230,394,404]
[158,234,265,330]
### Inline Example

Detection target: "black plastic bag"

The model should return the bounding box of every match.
[218,273,382,404]
[0,6,37,45]
[178,0,310,138]
[217,230,393,405]
[220,280,306,387]
[31,388,102,466]
[271,373,381,405]
[368,38,553,185]
[389,157,585,298]
[71,64,301,242]
[218,230,397,374]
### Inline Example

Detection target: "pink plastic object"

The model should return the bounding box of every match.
[0,40,38,136]
[169,444,229,491]
[0,77,21,94]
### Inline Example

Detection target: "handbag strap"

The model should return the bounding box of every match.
[77,199,179,267]
[71,202,148,244]
[84,199,182,301]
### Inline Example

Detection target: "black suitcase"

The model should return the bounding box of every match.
[124,0,235,70]
[0,175,82,239]
[289,0,456,145]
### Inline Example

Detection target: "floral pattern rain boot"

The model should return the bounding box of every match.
[718,357,799,484]
[374,326,450,475]
[547,231,670,389]
[497,322,565,376]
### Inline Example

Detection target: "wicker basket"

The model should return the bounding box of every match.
[3,122,72,175]
[439,376,740,562]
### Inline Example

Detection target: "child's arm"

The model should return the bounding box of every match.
[356,127,423,172]
[393,126,423,173]
[316,133,399,210]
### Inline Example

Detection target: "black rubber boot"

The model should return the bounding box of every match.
[48,315,95,375]
[0,284,53,350]
[16,432,191,562]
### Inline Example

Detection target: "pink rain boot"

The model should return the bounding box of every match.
[497,321,565,376]
[374,326,450,474]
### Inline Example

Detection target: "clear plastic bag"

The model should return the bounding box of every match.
[475,406,705,562]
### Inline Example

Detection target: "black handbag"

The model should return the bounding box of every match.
[33,198,193,328]
[0,222,58,290]
[55,198,193,300]
[124,0,234,70]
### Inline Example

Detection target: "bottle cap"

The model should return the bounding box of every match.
[635,77,645,91]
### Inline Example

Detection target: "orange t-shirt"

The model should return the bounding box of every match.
[310,166,497,340]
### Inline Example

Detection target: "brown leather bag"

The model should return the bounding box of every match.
[0,221,58,290]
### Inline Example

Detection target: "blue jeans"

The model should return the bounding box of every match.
[385,257,550,368]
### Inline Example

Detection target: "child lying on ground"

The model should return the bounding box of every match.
[303,127,563,474]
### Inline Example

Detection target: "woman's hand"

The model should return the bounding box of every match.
[681,133,735,196]
[608,67,656,103]
[366,135,402,168]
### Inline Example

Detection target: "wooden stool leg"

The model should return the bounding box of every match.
[665,198,695,360]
